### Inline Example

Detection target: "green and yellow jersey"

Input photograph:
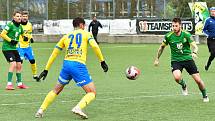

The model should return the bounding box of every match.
[19,21,33,48]
[0,21,24,50]
[44,29,104,70]
[163,30,193,62]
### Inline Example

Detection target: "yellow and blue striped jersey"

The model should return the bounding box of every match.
[19,21,33,48]
[55,29,104,64]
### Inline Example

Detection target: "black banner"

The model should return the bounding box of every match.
[136,18,195,34]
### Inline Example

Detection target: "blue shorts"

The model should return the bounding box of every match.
[58,60,93,87]
[17,47,34,60]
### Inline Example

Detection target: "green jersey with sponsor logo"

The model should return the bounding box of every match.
[2,21,24,50]
[163,30,193,62]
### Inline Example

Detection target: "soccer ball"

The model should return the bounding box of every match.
[125,66,141,80]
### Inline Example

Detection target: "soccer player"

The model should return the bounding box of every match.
[35,17,108,119]
[88,16,103,44]
[154,17,209,102]
[203,7,215,71]
[17,11,39,81]
[0,11,29,90]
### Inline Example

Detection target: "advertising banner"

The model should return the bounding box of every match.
[109,19,132,34]
[44,19,109,35]
[188,2,209,35]
[136,19,194,34]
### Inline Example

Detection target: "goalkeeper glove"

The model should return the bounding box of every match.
[38,70,48,80]
[23,36,28,41]
[30,38,34,43]
[10,40,18,46]
[101,61,108,72]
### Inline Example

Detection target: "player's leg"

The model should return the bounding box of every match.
[186,60,209,102]
[205,52,215,71]
[35,83,65,118]
[26,47,39,81]
[191,73,209,102]
[93,32,99,44]
[205,40,215,71]
[35,64,71,118]
[171,61,187,95]
[2,51,17,90]
[72,82,96,119]
[16,62,28,89]
[15,50,29,89]
[78,82,96,109]
[67,61,94,119]
[29,59,39,81]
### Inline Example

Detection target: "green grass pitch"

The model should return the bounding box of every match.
[0,43,215,121]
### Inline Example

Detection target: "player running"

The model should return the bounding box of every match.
[0,11,29,90]
[35,17,108,119]
[17,11,39,81]
[154,17,209,102]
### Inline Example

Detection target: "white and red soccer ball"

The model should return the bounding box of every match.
[125,66,141,80]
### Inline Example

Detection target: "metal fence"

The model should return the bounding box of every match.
[1,0,215,21]
[1,0,200,21]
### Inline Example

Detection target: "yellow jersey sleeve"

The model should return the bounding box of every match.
[56,35,66,50]
[45,36,65,70]
[0,30,11,42]
[88,33,104,62]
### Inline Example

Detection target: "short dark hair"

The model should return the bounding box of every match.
[73,17,85,28]
[13,10,22,16]
[22,11,29,15]
[172,17,181,24]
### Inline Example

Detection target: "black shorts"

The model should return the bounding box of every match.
[207,38,215,54]
[2,50,22,62]
[171,60,199,75]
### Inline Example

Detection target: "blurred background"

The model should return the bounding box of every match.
[0,0,215,42]
[1,0,215,21]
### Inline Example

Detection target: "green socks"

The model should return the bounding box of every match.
[178,79,186,88]
[200,88,207,98]
[16,73,22,83]
[7,72,13,82]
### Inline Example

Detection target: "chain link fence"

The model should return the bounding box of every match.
[1,0,215,21]
[1,0,201,21]
[0,0,214,35]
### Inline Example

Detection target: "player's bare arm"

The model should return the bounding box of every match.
[190,41,198,59]
[154,42,166,66]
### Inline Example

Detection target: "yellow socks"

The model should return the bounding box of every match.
[77,92,96,109]
[39,91,95,112]
[31,63,37,76]
[40,90,57,111]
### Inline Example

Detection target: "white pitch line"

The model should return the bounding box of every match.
[32,45,145,50]
[0,91,215,96]
[0,93,47,96]
[1,92,213,106]
[0,93,179,106]
[0,91,166,96]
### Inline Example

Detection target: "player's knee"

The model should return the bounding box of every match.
[16,62,22,70]
[10,62,17,68]
[174,77,181,82]
[53,83,65,95]
[91,91,96,96]
[86,90,96,96]
[88,91,96,98]
[29,59,35,64]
